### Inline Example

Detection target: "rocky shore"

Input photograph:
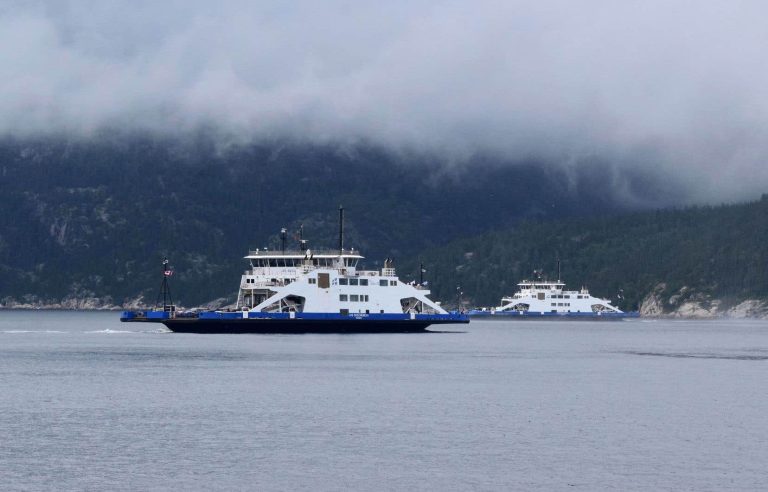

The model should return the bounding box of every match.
[639,284,768,319]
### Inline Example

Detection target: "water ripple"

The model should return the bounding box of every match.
[623,351,768,361]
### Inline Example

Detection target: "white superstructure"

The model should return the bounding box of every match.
[487,280,622,314]
[236,249,447,316]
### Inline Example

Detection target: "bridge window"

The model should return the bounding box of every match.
[360,279,368,286]
[349,278,359,286]
[339,278,348,285]
[390,280,396,286]
[379,279,388,286]
[339,294,348,302]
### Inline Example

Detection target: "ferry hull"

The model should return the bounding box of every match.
[163,318,436,333]
[122,310,468,333]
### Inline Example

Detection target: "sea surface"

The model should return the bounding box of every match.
[1,311,766,491]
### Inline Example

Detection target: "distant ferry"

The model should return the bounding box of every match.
[121,208,468,333]
[468,279,638,319]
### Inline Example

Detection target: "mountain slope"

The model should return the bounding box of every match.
[402,197,768,316]
[0,136,637,307]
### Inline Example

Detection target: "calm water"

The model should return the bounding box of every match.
[1,312,766,491]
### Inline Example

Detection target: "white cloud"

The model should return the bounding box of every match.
[1,0,767,201]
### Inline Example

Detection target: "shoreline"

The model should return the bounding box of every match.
[2,306,768,320]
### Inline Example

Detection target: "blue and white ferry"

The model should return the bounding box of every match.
[468,279,639,320]
[121,209,468,333]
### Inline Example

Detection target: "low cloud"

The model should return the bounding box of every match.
[1,1,767,202]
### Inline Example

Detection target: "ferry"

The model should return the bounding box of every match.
[468,278,639,320]
[121,208,468,333]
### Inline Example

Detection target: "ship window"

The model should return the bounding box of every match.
[565,295,570,299]
[551,303,556,307]
[340,294,348,301]
[379,279,388,286]
[362,295,369,302]
[309,278,316,284]
[390,280,396,286]
[360,279,368,286]
[339,278,349,285]
[349,278,359,286]
[350,294,359,302]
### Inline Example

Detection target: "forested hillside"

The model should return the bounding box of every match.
[0,136,633,307]
[402,197,768,315]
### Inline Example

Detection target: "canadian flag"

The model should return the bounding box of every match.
[164,270,174,277]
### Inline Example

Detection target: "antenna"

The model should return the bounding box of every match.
[280,227,287,253]
[338,205,344,255]
[298,224,308,251]
[557,257,561,282]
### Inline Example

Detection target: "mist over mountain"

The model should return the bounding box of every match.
[2,1,768,203]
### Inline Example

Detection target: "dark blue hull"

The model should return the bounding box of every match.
[121,310,469,333]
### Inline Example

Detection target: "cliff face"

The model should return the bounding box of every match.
[639,283,768,319]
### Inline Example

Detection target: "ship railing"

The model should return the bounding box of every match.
[241,281,285,288]
[356,270,380,277]
[247,248,364,257]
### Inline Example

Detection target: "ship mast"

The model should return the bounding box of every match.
[338,205,344,255]
[155,256,174,309]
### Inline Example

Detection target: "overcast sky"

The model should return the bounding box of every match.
[1,1,767,202]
